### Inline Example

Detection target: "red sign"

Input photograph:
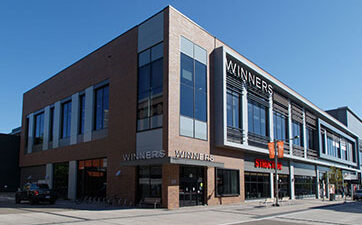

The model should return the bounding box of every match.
[255,159,282,170]
[268,142,275,159]
[277,141,284,158]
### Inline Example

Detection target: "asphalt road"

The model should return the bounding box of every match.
[0,194,361,225]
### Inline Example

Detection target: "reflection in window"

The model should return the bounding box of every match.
[79,94,85,134]
[216,169,240,196]
[248,99,268,137]
[94,85,109,130]
[61,101,72,138]
[138,166,162,202]
[306,127,316,150]
[179,38,207,140]
[273,112,287,141]
[137,42,163,131]
[227,90,240,129]
[245,172,270,199]
[34,112,44,145]
[292,120,303,146]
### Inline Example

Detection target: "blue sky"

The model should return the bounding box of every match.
[1,0,361,133]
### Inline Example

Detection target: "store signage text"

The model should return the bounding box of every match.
[174,150,214,162]
[226,55,273,95]
[255,159,282,170]
[122,150,166,161]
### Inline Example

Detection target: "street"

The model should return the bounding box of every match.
[0,194,361,225]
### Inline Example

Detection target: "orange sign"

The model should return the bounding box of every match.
[268,142,275,159]
[277,141,284,158]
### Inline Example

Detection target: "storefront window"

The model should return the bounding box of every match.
[138,166,162,202]
[245,172,270,199]
[77,158,107,199]
[216,169,240,196]
[294,175,316,198]
[274,174,290,198]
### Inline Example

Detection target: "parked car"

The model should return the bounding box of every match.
[353,189,362,201]
[15,183,56,204]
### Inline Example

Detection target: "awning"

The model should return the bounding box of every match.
[119,157,224,168]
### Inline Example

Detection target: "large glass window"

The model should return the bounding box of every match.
[273,112,287,141]
[137,43,163,131]
[179,38,207,140]
[306,127,316,150]
[180,54,207,127]
[79,94,85,134]
[216,169,240,196]
[292,120,303,146]
[77,158,107,199]
[227,90,240,129]
[294,175,316,198]
[34,112,44,145]
[245,172,270,199]
[138,166,162,202]
[49,107,54,141]
[61,101,72,138]
[248,99,268,137]
[94,85,109,130]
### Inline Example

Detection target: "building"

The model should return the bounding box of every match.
[19,6,361,208]
[0,130,20,192]
[327,107,362,185]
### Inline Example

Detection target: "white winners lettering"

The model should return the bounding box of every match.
[122,150,166,161]
[174,150,214,162]
[226,57,273,95]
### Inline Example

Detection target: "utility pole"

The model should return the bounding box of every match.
[270,135,299,207]
[274,140,279,207]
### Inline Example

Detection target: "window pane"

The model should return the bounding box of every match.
[195,91,206,122]
[138,49,150,67]
[195,60,206,93]
[151,59,163,96]
[180,84,194,118]
[138,65,151,101]
[79,95,85,134]
[227,92,232,127]
[232,94,239,128]
[151,43,163,61]
[260,106,266,136]
[248,101,253,132]
[181,53,194,86]
[253,103,260,135]
[103,86,109,129]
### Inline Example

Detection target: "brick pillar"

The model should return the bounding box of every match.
[162,164,179,209]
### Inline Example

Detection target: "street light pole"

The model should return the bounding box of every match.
[274,140,279,206]
[272,135,299,207]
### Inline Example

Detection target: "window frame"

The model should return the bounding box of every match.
[215,168,240,197]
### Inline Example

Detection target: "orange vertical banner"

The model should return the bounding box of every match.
[268,142,275,159]
[277,141,284,158]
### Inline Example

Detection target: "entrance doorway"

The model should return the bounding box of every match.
[179,166,205,207]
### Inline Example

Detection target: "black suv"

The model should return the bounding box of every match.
[15,183,56,204]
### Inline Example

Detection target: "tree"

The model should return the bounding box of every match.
[328,166,346,195]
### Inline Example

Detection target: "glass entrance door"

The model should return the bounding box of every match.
[179,166,204,207]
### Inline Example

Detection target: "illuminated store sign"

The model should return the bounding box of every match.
[255,159,282,170]
[122,150,166,161]
[226,54,273,95]
[174,150,215,162]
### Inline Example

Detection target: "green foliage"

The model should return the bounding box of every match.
[328,166,346,191]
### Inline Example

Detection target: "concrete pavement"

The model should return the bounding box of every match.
[0,194,361,225]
